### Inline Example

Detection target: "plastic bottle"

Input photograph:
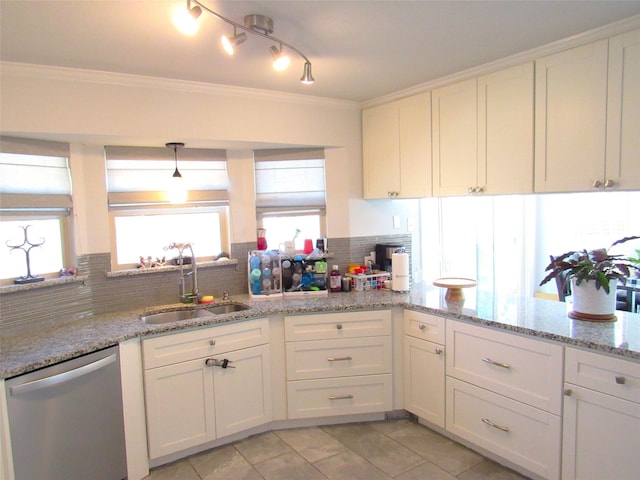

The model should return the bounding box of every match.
[330,265,342,292]
[354,268,366,292]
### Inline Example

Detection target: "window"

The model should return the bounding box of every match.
[254,148,326,251]
[105,146,230,269]
[419,191,640,300]
[0,137,72,284]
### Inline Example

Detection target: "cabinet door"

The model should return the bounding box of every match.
[478,62,534,195]
[562,384,640,480]
[606,28,640,190]
[432,77,478,196]
[212,344,272,439]
[397,93,432,198]
[362,102,401,198]
[534,39,609,192]
[403,336,445,428]
[144,358,215,459]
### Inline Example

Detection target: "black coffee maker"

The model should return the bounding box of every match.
[375,243,404,272]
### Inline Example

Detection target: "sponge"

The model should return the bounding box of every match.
[200,295,214,304]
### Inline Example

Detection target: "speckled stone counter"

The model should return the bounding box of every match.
[2,286,639,379]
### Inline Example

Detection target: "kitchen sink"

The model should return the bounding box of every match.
[204,303,251,315]
[141,303,250,324]
[141,309,215,325]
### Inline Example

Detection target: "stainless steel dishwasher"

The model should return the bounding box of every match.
[5,346,127,480]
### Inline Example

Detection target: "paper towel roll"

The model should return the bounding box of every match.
[392,252,410,292]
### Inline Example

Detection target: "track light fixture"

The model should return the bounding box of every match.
[175,0,314,85]
[166,142,187,204]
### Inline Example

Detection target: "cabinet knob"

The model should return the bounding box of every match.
[615,375,626,385]
[388,191,398,198]
[592,180,603,188]
[336,323,343,330]
[435,348,443,355]
[564,388,573,396]
[418,323,426,331]
[605,179,614,188]
[209,339,216,346]
[468,187,475,194]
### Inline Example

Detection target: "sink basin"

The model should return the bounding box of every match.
[141,303,250,324]
[141,309,214,325]
[205,303,251,315]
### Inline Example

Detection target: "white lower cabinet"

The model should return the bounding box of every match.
[403,310,445,428]
[562,347,640,480]
[446,320,563,480]
[447,377,561,479]
[285,310,393,419]
[142,318,271,459]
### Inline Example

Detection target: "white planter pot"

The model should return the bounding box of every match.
[570,278,618,321]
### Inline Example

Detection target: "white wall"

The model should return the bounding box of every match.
[0,63,415,254]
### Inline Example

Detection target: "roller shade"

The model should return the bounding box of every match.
[254,148,325,214]
[105,146,229,207]
[0,137,72,211]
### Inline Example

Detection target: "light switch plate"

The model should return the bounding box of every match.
[393,215,400,229]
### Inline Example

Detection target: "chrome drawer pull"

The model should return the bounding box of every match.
[615,375,626,385]
[328,394,354,400]
[435,348,443,355]
[482,357,511,369]
[327,356,353,362]
[209,339,216,346]
[418,323,426,331]
[482,418,510,432]
[205,358,235,368]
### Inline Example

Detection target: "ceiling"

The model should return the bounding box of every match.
[2,0,640,103]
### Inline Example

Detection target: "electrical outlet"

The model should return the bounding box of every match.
[407,218,415,232]
[393,215,400,229]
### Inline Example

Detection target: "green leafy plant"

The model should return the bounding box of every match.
[540,236,640,294]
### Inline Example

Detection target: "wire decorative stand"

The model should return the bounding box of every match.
[6,225,46,284]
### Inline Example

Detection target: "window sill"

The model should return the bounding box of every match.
[106,257,238,278]
[0,275,88,295]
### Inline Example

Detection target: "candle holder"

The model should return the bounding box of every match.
[6,225,46,284]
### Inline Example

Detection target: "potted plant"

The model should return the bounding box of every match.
[540,235,640,321]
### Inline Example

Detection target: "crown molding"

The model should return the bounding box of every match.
[363,14,640,109]
[0,62,360,111]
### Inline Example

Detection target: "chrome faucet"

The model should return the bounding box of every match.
[166,242,199,303]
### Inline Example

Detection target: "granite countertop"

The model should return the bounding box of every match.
[2,286,639,379]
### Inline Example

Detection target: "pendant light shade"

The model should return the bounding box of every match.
[300,62,314,84]
[166,142,188,204]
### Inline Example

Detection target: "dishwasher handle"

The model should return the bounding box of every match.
[9,353,117,396]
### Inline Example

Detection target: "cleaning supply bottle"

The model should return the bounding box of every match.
[330,265,342,292]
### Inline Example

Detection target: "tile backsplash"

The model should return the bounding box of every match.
[0,234,411,336]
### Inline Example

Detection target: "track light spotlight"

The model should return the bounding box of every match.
[221,29,248,55]
[270,45,291,71]
[300,62,315,84]
[176,1,315,85]
[173,1,201,35]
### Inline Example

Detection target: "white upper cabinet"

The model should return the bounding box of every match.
[534,39,609,192]
[605,28,640,191]
[362,92,431,199]
[432,63,534,196]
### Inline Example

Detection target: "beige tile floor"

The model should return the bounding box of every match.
[143,419,530,480]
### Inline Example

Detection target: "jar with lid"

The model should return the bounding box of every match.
[354,268,366,292]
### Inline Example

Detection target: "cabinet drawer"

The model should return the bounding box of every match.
[286,336,392,381]
[446,320,563,414]
[287,374,392,419]
[565,347,640,403]
[143,318,269,369]
[285,310,391,342]
[446,377,561,480]
[404,309,445,344]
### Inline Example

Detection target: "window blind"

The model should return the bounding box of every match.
[0,136,72,211]
[105,146,229,207]
[254,148,326,214]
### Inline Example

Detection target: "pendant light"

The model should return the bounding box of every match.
[166,142,188,204]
